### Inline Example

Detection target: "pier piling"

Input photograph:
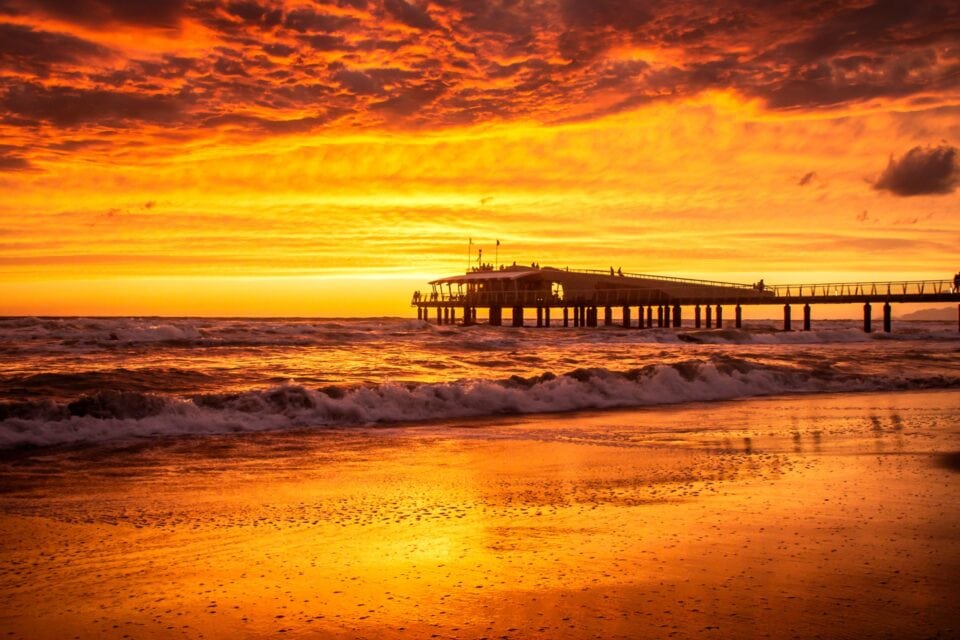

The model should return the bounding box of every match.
[705,305,712,329]
[784,304,792,331]
[545,307,551,328]
[673,304,682,328]
[622,306,631,328]
[646,306,653,329]
[604,306,613,326]
[883,302,891,333]
[563,307,569,327]
[715,305,723,329]
[803,304,811,331]
[735,304,742,328]
[513,306,524,327]
[695,305,701,328]
[863,302,872,333]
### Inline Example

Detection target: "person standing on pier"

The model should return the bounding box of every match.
[953,271,960,293]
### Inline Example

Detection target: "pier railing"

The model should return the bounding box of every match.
[563,268,758,290]
[767,279,955,298]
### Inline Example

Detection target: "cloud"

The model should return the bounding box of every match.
[2,83,187,127]
[873,144,959,196]
[1,0,958,151]
[382,0,438,30]
[0,23,112,73]
[6,0,186,28]
[0,146,33,171]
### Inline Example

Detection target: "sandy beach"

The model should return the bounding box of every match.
[1,389,958,639]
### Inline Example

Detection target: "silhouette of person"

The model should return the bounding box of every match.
[617,267,622,276]
[610,267,614,276]
[757,279,765,292]
[954,271,960,293]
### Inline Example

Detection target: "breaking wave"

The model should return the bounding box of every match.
[2,355,957,449]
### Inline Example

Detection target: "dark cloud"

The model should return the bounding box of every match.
[6,0,186,27]
[2,84,187,127]
[225,1,282,27]
[201,112,336,134]
[0,23,112,73]
[0,146,33,171]
[333,69,383,95]
[297,34,350,51]
[874,144,960,196]
[283,8,357,32]
[383,0,439,30]
[560,0,655,31]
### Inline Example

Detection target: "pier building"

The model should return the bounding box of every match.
[411,265,960,332]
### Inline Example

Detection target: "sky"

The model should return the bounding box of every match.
[0,0,958,316]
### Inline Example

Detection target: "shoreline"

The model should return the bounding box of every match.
[1,389,958,639]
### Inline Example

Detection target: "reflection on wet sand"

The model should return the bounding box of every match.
[1,390,958,639]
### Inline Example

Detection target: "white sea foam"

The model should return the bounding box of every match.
[2,359,955,448]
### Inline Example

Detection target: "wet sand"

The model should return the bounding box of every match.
[1,390,958,639]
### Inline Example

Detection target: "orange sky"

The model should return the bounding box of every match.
[1,0,958,316]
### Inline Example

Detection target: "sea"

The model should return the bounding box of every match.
[1,315,959,449]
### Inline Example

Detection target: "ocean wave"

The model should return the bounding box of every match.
[2,356,957,449]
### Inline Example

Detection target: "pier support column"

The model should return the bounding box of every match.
[512,306,524,327]
[665,305,672,327]
[622,306,631,328]
[473,308,478,324]
[579,306,586,327]
[536,306,543,328]
[589,307,598,327]
[604,306,613,326]
[563,307,569,328]
[705,305,713,328]
[783,304,792,331]
[883,302,891,333]
[646,306,653,329]
[436,307,442,325]
[461,307,470,325]
[450,308,456,325]
[673,304,682,328]
[735,304,742,328]
[863,302,872,333]
[715,305,723,329]
[417,307,422,321]
[545,307,551,328]
[637,307,645,329]
[489,307,501,326]
[803,304,811,331]
[695,305,701,328]
[657,306,664,327]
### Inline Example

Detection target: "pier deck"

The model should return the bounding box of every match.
[412,266,960,332]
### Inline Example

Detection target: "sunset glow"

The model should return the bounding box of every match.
[2,0,958,315]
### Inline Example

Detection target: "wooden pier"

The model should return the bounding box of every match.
[411,265,960,332]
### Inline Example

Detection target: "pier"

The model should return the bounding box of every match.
[411,265,960,332]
